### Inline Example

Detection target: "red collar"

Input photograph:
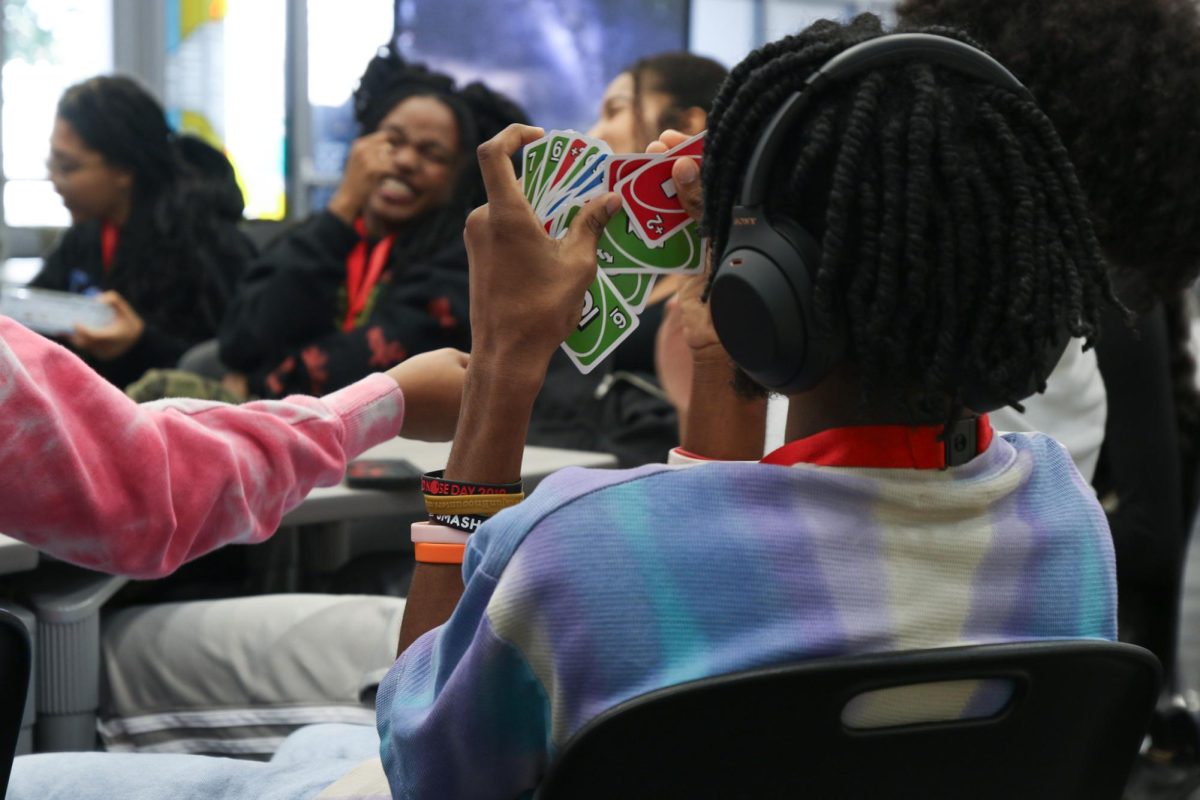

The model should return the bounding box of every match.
[761,416,993,470]
[100,221,120,272]
[342,219,395,332]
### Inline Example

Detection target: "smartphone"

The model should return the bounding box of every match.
[345,458,423,491]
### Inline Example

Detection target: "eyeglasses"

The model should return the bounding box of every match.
[45,157,105,178]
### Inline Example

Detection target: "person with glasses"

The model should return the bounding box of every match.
[29,75,254,390]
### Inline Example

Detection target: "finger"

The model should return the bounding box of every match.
[562,192,620,258]
[71,325,96,348]
[360,129,392,146]
[657,129,689,149]
[104,291,134,316]
[646,141,669,154]
[671,157,703,223]
[476,124,545,206]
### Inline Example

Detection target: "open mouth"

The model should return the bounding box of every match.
[378,177,417,204]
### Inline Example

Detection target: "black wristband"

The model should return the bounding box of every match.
[428,512,488,533]
[421,469,522,497]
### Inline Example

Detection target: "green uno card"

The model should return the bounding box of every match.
[532,132,570,211]
[521,139,549,203]
[597,208,703,275]
[609,272,656,314]
[561,270,641,374]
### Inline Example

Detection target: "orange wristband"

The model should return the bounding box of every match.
[414,541,466,565]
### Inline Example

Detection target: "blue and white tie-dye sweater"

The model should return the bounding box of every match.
[376,430,1114,799]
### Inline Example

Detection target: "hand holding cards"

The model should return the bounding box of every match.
[520,129,706,374]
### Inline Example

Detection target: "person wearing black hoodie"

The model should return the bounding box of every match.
[32,75,254,390]
[217,48,527,398]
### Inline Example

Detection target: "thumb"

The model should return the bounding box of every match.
[562,192,620,256]
[671,157,703,223]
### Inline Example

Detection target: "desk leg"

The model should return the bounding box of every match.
[396,563,463,657]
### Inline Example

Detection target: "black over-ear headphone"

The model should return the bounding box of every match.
[710,33,1065,411]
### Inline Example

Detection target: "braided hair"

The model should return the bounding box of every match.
[352,46,528,261]
[702,14,1116,417]
[898,0,1200,511]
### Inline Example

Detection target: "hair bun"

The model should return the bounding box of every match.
[353,44,456,132]
[458,81,530,141]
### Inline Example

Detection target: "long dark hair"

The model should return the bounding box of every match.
[898,0,1200,501]
[626,52,728,138]
[352,46,529,262]
[56,76,246,336]
[702,15,1116,417]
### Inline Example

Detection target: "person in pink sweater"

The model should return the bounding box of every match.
[0,314,466,578]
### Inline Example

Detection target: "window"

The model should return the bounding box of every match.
[2,0,112,227]
[302,0,395,214]
[164,0,288,220]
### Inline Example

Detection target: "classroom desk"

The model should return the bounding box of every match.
[0,534,39,576]
[280,438,617,526]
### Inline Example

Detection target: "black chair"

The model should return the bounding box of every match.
[0,608,31,798]
[537,641,1160,800]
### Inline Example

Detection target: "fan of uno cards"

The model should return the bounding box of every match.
[520,130,706,374]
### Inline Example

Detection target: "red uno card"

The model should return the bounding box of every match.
[618,156,702,247]
[666,131,705,158]
[605,155,657,191]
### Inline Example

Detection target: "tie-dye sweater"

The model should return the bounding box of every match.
[376,431,1114,799]
[0,315,403,578]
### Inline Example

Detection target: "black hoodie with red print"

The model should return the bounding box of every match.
[218,210,469,397]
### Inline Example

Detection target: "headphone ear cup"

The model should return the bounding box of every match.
[772,218,845,391]
[711,212,844,394]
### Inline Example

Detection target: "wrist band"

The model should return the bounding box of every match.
[424,492,525,517]
[414,541,466,565]
[411,521,471,545]
[428,513,487,533]
[421,470,522,497]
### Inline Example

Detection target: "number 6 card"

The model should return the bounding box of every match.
[561,270,641,374]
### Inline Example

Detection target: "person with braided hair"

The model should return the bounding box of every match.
[8,17,1120,798]
[896,0,1200,769]
[212,46,528,400]
[371,15,1118,799]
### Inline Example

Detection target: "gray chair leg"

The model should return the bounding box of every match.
[20,568,127,752]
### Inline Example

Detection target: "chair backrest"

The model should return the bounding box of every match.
[536,640,1160,800]
[0,608,31,798]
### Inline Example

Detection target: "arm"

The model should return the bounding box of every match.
[0,316,466,578]
[245,239,471,398]
[396,124,619,651]
[653,147,767,460]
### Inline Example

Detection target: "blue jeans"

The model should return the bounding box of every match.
[8,722,380,800]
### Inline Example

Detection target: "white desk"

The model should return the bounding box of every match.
[0,534,39,576]
[280,439,617,526]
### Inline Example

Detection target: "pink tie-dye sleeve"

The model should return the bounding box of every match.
[0,316,404,578]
